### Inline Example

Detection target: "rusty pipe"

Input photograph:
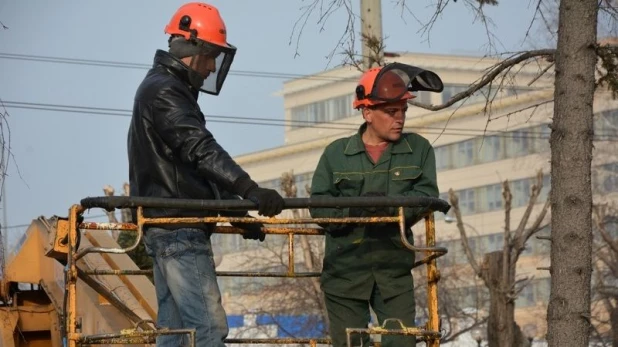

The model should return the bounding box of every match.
[74,224,143,261]
[142,215,401,225]
[84,269,322,277]
[397,207,449,254]
[79,222,138,231]
[80,196,451,213]
[74,328,195,346]
[225,337,332,344]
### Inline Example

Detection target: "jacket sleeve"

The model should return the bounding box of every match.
[394,144,440,225]
[309,148,350,232]
[151,90,257,197]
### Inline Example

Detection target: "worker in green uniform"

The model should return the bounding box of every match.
[309,63,444,347]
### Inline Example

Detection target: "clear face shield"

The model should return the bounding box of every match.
[187,41,236,96]
[360,63,445,105]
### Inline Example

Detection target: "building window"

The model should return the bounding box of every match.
[508,130,531,157]
[440,84,533,107]
[532,226,551,254]
[485,184,503,211]
[416,91,433,105]
[534,124,551,152]
[426,109,618,172]
[458,189,476,214]
[441,85,469,105]
[455,140,475,168]
[517,278,551,307]
[289,94,360,129]
[601,163,618,192]
[512,179,532,208]
[433,123,555,171]
[540,175,551,201]
[595,109,618,140]
[518,283,536,307]
[486,233,504,253]
[442,173,555,217]
[478,136,503,163]
[435,146,452,171]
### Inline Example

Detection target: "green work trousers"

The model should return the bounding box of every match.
[324,283,416,347]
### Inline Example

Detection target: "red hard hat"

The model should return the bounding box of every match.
[353,66,415,109]
[165,2,233,50]
[164,2,237,96]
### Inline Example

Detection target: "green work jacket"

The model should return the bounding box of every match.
[310,124,439,300]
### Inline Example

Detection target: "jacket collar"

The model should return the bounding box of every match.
[153,50,198,99]
[344,122,414,155]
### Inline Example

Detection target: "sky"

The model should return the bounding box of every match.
[0,0,547,249]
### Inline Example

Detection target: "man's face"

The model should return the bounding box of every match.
[363,100,408,142]
[191,54,217,79]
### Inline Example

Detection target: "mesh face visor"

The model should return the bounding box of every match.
[196,41,237,95]
[366,63,444,104]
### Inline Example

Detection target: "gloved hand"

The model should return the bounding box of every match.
[231,216,266,242]
[245,187,285,217]
[350,192,392,217]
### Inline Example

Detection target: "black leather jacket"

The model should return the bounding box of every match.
[127,50,257,224]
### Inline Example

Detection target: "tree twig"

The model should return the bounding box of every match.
[448,189,485,283]
[409,49,556,112]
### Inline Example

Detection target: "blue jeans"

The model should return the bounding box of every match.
[143,228,228,347]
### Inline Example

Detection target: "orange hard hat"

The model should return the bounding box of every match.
[164,2,237,96]
[165,2,232,50]
[353,63,445,109]
[353,67,414,109]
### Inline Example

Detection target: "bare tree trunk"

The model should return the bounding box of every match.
[611,306,618,347]
[546,0,598,345]
[484,252,529,347]
[450,175,548,346]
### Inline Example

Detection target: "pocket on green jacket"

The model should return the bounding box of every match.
[390,166,422,192]
[333,173,364,197]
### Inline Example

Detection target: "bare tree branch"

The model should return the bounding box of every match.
[594,204,618,255]
[599,0,618,19]
[448,188,485,281]
[513,171,543,243]
[406,0,499,50]
[597,286,618,298]
[511,170,551,266]
[488,99,554,122]
[445,316,489,342]
[501,180,513,297]
[521,200,551,248]
[0,99,26,190]
[528,61,556,86]
[289,0,356,66]
[409,49,555,111]
[341,32,386,71]
[509,276,535,301]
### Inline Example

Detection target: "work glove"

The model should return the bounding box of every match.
[349,192,393,218]
[231,215,266,242]
[245,187,285,217]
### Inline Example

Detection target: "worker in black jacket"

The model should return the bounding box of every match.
[127,3,284,346]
